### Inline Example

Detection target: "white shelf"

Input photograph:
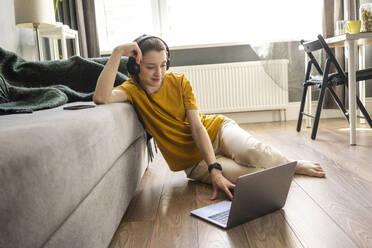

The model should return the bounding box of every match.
[39,25,80,60]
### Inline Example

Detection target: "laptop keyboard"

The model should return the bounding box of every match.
[208,210,230,225]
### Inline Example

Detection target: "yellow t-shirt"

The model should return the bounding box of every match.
[114,72,225,171]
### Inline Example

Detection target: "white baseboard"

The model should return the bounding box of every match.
[222,97,372,124]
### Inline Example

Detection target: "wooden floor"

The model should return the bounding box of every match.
[109,118,372,248]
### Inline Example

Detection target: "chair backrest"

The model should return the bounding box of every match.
[317,34,347,80]
[300,34,347,80]
[300,39,323,75]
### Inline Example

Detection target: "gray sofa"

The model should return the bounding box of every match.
[0,101,149,248]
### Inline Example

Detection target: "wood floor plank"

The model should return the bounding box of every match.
[282,183,358,248]
[317,124,372,179]
[271,121,372,208]
[243,210,303,248]
[299,127,372,207]
[123,153,168,222]
[194,181,250,248]
[149,170,198,248]
[294,176,372,248]
[298,119,372,180]
[311,118,372,146]
[108,221,154,248]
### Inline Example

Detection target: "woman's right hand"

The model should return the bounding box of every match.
[114,43,142,64]
[210,169,235,201]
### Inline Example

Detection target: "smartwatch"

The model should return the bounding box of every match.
[208,162,222,173]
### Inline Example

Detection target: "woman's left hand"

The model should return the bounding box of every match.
[210,170,236,201]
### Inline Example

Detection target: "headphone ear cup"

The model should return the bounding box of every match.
[166,59,170,70]
[127,56,140,75]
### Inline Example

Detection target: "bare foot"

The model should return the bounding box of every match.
[295,160,326,178]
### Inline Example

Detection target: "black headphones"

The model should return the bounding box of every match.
[126,35,171,76]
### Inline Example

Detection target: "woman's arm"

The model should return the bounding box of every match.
[93,43,142,104]
[186,109,235,200]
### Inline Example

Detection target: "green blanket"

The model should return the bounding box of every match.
[0,47,129,114]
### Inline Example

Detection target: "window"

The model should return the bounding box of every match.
[95,0,159,53]
[95,0,323,52]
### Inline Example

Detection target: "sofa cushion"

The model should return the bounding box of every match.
[0,102,145,248]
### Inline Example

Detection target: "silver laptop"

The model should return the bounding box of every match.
[190,161,297,229]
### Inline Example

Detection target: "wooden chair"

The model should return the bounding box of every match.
[297,34,372,139]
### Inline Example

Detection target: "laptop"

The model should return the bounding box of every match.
[190,161,297,229]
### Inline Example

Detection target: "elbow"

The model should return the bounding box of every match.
[93,94,107,105]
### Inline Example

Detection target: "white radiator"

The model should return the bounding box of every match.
[169,59,289,114]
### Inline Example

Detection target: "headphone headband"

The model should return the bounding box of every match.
[135,35,170,60]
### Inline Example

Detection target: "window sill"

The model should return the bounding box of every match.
[99,41,254,56]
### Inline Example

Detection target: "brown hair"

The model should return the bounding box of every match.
[134,34,168,57]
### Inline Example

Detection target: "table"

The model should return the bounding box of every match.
[325,32,372,145]
[38,25,80,61]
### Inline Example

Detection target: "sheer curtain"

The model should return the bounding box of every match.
[162,0,323,47]
[95,0,323,49]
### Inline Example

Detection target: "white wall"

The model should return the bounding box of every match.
[0,0,37,60]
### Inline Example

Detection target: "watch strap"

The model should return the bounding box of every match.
[208,162,222,173]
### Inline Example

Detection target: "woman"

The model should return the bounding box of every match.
[93,35,326,201]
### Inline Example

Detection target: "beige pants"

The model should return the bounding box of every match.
[184,118,291,184]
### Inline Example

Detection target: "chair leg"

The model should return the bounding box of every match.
[312,84,327,140]
[327,86,349,122]
[356,97,372,128]
[297,84,309,132]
